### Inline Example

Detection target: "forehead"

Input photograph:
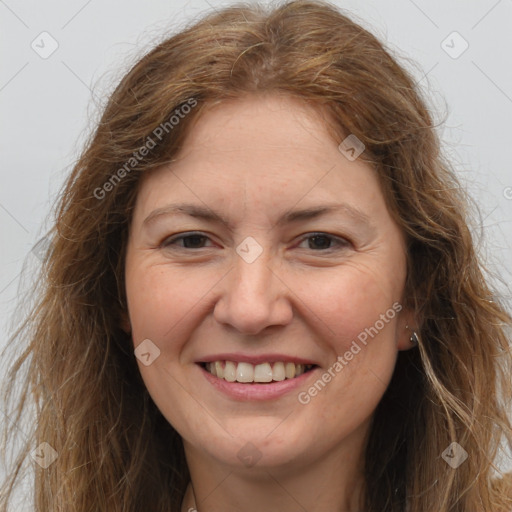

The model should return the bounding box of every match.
[132,93,388,228]
[173,93,341,165]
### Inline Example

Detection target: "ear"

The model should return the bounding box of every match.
[119,309,132,334]
[396,306,419,351]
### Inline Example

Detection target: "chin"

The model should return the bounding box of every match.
[193,423,315,470]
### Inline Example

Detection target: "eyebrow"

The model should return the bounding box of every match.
[142,202,374,231]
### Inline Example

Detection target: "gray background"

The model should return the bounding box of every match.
[1,0,512,500]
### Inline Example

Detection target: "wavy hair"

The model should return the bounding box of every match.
[1,1,512,510]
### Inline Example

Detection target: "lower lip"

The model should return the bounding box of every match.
[198,364,318,401]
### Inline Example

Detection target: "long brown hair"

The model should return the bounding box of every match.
[1,1,511,510]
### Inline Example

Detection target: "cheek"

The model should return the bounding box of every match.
[125,264,209,431]
[294,262,402,421]
[297,260,403,351]
[125,263,214,344]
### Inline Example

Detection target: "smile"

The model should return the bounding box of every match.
[202,360,316,383]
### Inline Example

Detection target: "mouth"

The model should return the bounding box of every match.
[198,360,318,384]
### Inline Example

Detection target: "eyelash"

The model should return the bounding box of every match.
[161,231,351,252]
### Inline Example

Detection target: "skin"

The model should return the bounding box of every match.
[123,93,415,512]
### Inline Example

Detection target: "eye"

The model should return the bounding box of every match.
[161,232,214,249]
[160,231,351,252]
[296,233,351,251]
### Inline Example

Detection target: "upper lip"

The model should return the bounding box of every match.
[196,353,319,366]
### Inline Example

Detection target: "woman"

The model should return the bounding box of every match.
[1,1,511,511]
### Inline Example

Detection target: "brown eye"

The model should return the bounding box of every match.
[297,233,351,251]
[162,232,212,249]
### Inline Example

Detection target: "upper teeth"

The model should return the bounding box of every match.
[205,361,313,383]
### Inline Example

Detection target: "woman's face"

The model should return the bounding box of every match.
[124,93,414,473]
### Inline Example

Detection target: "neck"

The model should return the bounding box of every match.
[181,430,367,512]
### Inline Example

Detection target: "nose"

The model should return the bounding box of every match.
[213,248,294,335]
